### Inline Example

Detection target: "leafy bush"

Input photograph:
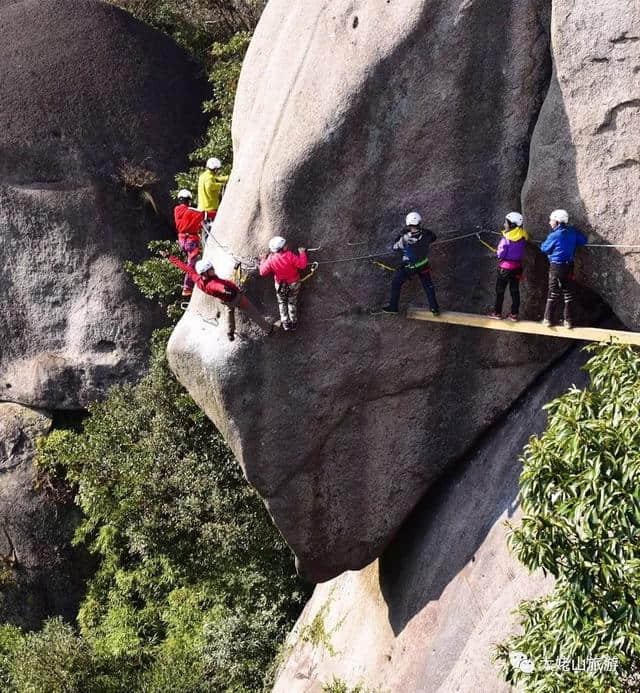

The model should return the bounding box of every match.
[125,240,184,319]
[496,342,640,691]
[32,329,309,691]
[110,0,264,59]
[176,31,252,191]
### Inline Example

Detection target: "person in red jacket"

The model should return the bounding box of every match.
[259,236,307,331]
[174,189,215,297]
[168,256,272,341]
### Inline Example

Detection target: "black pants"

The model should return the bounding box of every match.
[544,263,576,324]
[495,268,521,315]
[389,265,439,312]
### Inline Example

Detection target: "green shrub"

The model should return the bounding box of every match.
[176,31,252,192]
[109,1,264,60]
[497,342,640,691]
[33,329,309,691]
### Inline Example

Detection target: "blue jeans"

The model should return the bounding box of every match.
[389,265,439,312]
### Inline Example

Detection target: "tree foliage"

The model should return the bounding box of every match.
[496,342,640,692]
[110,0,264,60]
[176,31,251,191]
[0,329,308,692]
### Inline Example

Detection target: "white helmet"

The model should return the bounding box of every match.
[195,258,214,275]
[505,211,523,227]
[177,189,192,200]
[550,209,569,224]
[406,211,422,227]
[269,236,287,253]
[206,157,222,170]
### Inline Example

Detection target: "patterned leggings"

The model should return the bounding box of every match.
[275,281,301,325]
[178,236,201,292]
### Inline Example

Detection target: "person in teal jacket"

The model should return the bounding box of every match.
[540,209,587,328]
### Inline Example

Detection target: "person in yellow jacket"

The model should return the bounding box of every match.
[197,157,229,216]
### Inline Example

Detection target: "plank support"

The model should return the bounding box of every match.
[405,307,640,346]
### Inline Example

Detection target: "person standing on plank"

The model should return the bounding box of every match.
[487,211,529,322]
[382,211,440,315]
[174,189,215,297]
[540,209,587,329]
[168,256,273,341]
[259,236,308,331]
[197,157,229,216]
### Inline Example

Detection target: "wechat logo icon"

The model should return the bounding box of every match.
[509,651,535,674]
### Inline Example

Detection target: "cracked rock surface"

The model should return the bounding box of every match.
[523,0,640,327]
[0,0,206,409]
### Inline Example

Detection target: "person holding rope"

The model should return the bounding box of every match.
[259,236,308,331]
[174,189,215,297]
[167,256,273,341]
[487,211,529,322]
[382,211,440,316]
[197,157,229,217]
[540,209,587,329]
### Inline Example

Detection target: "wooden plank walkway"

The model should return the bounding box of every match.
[405,308,640,346]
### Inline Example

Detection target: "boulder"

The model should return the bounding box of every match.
[0,0,206,409]
[271,346,588,692]
[523,0,640,326]
[167,0,572,581]
[0,403,94,629]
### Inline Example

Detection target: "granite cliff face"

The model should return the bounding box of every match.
[168,0,563,582]
[272,347,587,693]
[0,0,206,409]
[0,404,94,628]
[0,0,207,626]
[167,0,638,593]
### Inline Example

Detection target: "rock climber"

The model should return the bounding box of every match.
[540,209,587,329]
[487,212,529,322]
[174,189,215,297]
[167,256,273,341]
[259,237,308,331]
[382,211,440,315]
[197,157,229,216]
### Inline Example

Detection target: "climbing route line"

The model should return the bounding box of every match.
[202,226,640,282]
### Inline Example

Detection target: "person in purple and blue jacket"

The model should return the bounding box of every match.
[488,211,529,321]
[540,209,587,329]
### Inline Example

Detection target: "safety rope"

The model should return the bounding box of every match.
[199,222,640,292]
[481,228,640,249]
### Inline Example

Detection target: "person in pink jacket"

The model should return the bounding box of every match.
[259,236,308,331]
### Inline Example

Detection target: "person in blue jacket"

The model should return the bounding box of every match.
[540,209,587,328]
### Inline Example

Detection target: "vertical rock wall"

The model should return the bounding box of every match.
[168,0,558,581]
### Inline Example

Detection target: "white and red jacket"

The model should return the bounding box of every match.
[174,204,215,241]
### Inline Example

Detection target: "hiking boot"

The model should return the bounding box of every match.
[506,313,518,322]
[488,310,503,320]
[381,306,399,315]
